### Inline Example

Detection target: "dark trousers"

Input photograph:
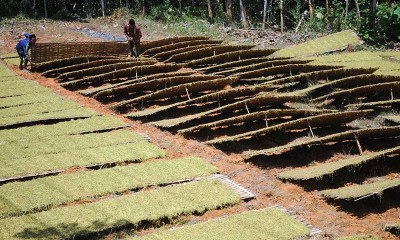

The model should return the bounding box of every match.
[129,40,140,57]
[17,50,28,69]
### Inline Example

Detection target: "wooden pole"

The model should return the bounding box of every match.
[263,0,268,30]
[280,0,284,32]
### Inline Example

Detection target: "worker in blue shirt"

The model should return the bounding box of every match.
[15,33,36,71]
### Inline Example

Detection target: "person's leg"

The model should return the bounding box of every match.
[132,41,138,58]
[17,51,24,70]
[128,40,134,57]
[23,56,28,69]
[135,41,141,57]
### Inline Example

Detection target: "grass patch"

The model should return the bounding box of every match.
[320,178,400,200]
[135,207,310,240]
[79,71,195,97]
[0,100,83,118]
[60,64,183,89]
[312,82,400,103]
[1,129,146,161]
[150,94,300,129]
[278,146,400,181]
[179,109,330,134]
[385,223,400,236]
[206,110,371,145]
[0,116,128,143]
[0,180,240,240]
[113,77,237,111]
[275,30,361,58]
[382,115,400,124]
[0,80,49,98]
[243,126,400,159]
[346,99,400,109]
[0,91,59,109]
[42,58,156,77]
[0,108,100,129]
[57,61,155,80]
[93,75,222,100]
[0,157,217,218]
[1,142,166,179]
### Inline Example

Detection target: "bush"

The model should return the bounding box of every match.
[359,3,400,44]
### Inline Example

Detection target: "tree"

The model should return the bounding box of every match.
[225,0,233,23]
[207,0,213,20]
[44,0,48,18]
[86,0,92,18]
[101,0,105,17]
[263,0,268,29]
[369,0,377,29]
[239,0,249,29]
[178,0,182,14]
[280,0,284,32]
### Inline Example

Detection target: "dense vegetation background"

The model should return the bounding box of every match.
[1,0,399,45]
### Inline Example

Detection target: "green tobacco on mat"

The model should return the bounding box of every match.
[135,208,310,240]
[1,141,166,179]
[320,178,400,200]
[0,108,100,129]
[0,116,128,143]
[278,146,400,181]
[0,157,218,218]
[0,180,240,240]
[1,129,146,160]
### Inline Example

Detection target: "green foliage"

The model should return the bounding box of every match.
[149,0,179,22]
[360,3,400,44]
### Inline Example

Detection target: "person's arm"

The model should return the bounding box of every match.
[22,40,29,56]
[124,25,131,40]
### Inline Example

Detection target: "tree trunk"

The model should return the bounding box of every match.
[61,0,68,13]
[263,0,268,29]
[239,0,249,29]
[44,0,48,18]
[369,0,377,29]
[354,0,360,18]
[280,0,284,32]
[308,0,313,17]
[101,0,105,17]
[207,0,213,20]
[33,0,37,16]
[125,0,130,9]
[325,0,329,17]
[141,0,146,17]
[178,0,182,14]
[86,0,92,18]
[345,0,349,18]
[267,0,273,22]
[225,0,233,23]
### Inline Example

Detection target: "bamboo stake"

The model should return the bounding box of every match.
[245,103,250,114]
[307,119,315,137]
[185,87,191,100]
[354,133,363,155]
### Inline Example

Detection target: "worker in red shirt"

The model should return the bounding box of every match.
[124,19,142,57]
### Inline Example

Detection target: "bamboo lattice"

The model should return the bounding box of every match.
[31,42,129,63]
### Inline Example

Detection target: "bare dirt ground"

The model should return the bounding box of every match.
[1,19,399,239]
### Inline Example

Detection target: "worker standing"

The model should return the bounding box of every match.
[124,19,142,58]
[16,33,36,72]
